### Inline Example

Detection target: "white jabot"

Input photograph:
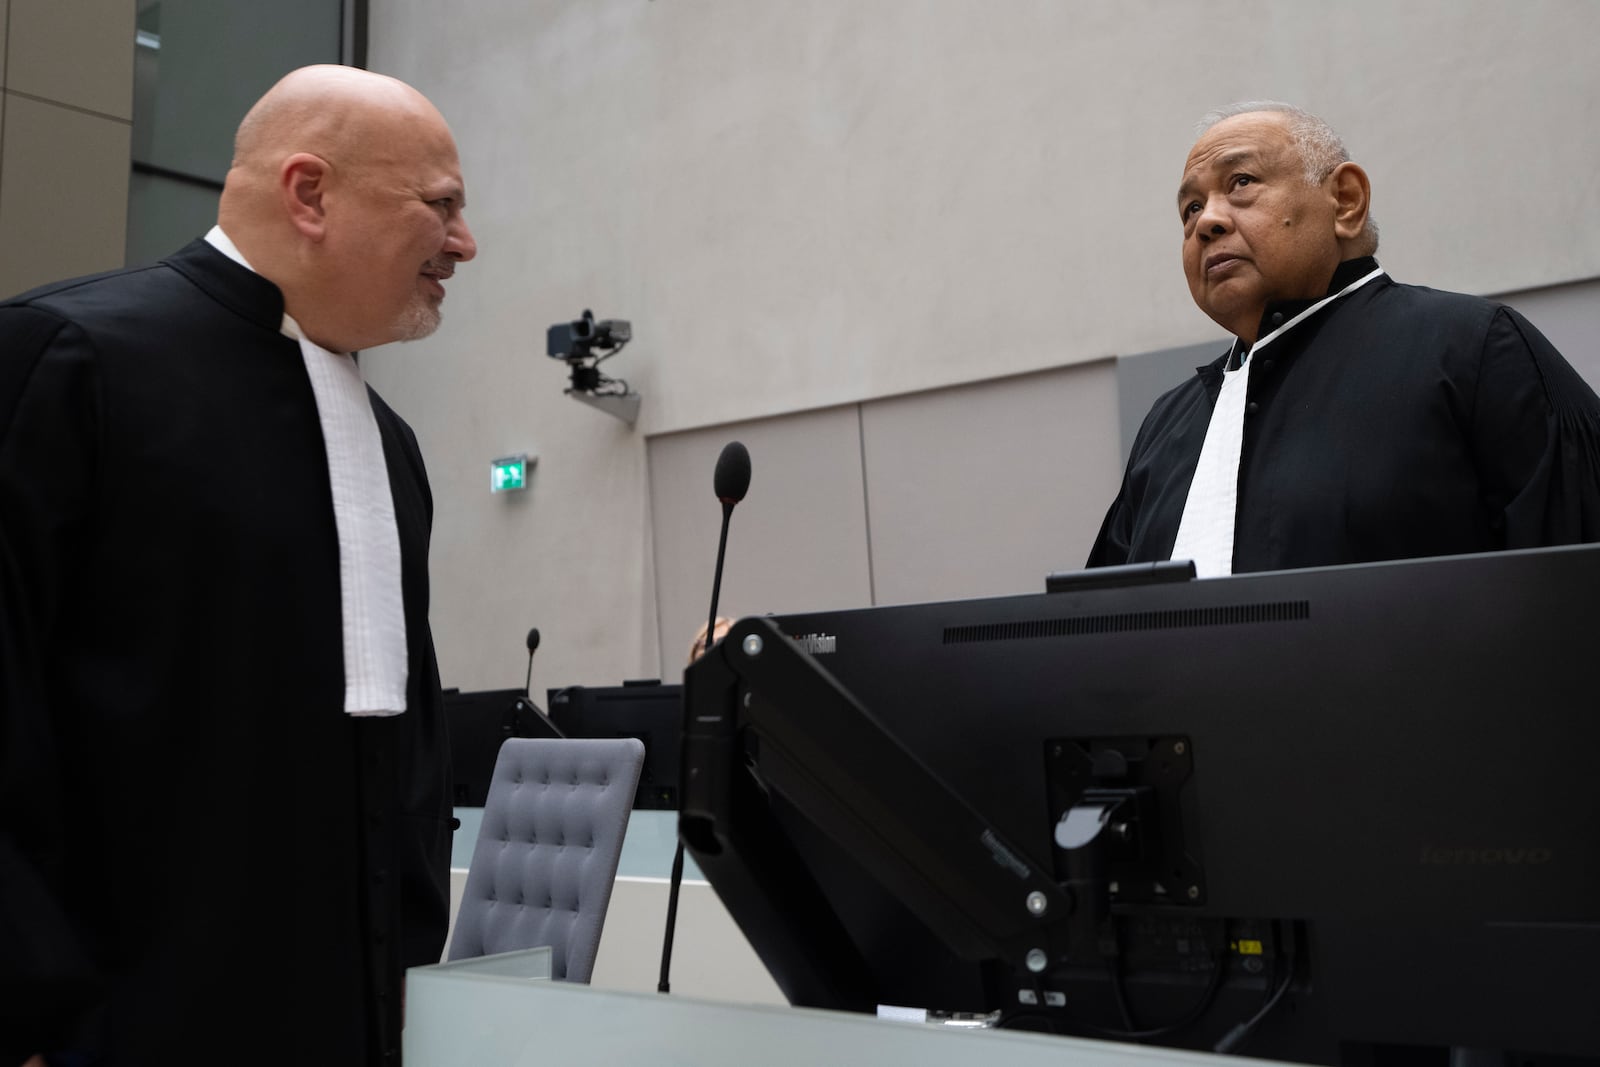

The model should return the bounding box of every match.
[205,226,409,716]
[1169,356,1254,578]
[1169,266,1386,578]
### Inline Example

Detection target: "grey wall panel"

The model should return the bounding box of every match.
[860,361,1123,607]
[647,407,872,676]
[125,169,219,266]
[1113,339,1226,466]
[134,0,341,183]
[1496,277,1600,392]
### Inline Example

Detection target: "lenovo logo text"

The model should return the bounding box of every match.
[790,633,837,655]
[1419,846,1553,866]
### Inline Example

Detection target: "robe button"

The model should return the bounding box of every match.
[1269,312,1285,327]
[1260,359,1273,372]
[1246,401,1260,415]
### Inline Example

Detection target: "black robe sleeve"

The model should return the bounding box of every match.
[1476,307,1600,547]
[0,308,108,1057]
[1085,371,1216,569]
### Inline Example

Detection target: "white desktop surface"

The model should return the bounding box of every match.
[404,968,1296,1067]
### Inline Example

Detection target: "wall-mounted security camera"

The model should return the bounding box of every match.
[547,309,640,425]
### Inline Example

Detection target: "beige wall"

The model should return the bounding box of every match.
[368,0,1600,435]
[646,360,1124,676]
[363,0,1600,699]
[0,0,134,298]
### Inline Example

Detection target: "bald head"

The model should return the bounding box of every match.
[1195,102,1379,255]
[218,65,477,353]
[231,66,441,177]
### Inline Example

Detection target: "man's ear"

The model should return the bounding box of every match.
[1329,161,1371,243]
[281,153,330,241]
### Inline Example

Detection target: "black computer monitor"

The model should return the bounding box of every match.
[442,687,560,807]
[547,681,682,810]
[681,545,1600,1063]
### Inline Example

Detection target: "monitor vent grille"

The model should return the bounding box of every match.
[942,600,1310,645]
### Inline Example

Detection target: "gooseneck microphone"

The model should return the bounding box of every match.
[706,441,751,643]
[512,626,565,739]
[523,627,541,696]
[659,441,751,995]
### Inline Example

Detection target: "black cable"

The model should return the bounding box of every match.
[992,973,1058,1034]
[1028,977,1061,1034]
[1103,921,1138,1032]
[997,946,1226,1040]
[1080,947,1228,1042]
[593,340,628,366]
[1002,921,1296,1050]
[1050,917,1229,1043]
[1107,953,1145,1030]
[576,366,631,397]
[1080,916,1229,1042]
[996,1008,1059,1032]
[1213,924,1297,1055]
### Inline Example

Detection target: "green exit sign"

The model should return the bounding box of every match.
[490,454,529,493]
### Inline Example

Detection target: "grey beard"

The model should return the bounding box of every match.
[394,297,442,342]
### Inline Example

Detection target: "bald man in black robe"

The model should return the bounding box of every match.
[1,66,477,1065]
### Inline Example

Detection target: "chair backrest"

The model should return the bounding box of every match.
[448,737,645,982]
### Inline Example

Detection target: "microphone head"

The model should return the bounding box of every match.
[526,628,541,653]
[714,441,752,504]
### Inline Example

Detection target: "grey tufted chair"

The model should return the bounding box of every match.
[447,737,645,982]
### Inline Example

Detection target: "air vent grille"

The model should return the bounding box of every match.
[943,600,1310,645]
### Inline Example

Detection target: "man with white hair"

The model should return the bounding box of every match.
[0,65,476,1064]
[1089,101,1600,575]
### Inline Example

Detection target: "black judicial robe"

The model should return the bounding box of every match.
[1089,257,1600,571]
[0,241,452,1064]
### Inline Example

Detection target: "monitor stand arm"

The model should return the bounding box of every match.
[681,615,1086,1007]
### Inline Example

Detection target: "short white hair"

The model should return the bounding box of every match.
[1198,100,1378,251]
